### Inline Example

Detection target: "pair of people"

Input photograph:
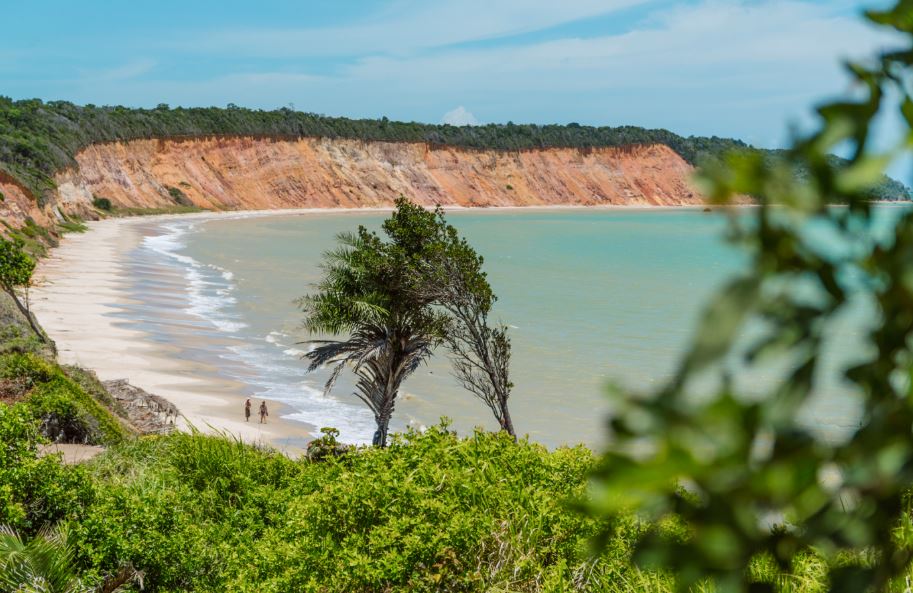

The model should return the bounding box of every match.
[244,398,268,423]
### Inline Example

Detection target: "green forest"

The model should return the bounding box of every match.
[1,97,909,205]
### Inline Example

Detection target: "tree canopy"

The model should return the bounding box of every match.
[301,198,515,443]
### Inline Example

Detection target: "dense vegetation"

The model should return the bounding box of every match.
[1,97,909,206]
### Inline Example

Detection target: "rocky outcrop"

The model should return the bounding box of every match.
[4,136,704,230]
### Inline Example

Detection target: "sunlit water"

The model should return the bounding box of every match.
[117,206,910,448]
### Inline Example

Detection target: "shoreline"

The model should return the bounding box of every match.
[28,202,746,453]
[30,216,314,455]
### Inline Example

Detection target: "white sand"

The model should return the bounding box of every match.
[30,215,317,455]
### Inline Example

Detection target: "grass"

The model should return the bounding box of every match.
[107,205,205,217]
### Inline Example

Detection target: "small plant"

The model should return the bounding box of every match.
[306,427,350,462]
[165,186,192,207]
[91,196,112,211]
[0,238,46,343]
[505,184,513,190]
[58,215,87,234]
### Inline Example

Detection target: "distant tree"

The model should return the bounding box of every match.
[0,237,46,343]
[299,219,448,447]
[301,198,516,444]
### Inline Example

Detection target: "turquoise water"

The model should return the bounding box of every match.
[125,207,907,447]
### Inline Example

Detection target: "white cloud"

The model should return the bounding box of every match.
[442,106,478,126]
[176,0,651,58]
[89,59,157,82]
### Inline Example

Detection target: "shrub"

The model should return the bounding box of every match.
[91,196,112,211]
[0,353,129,445]
[0,404,91,535]
[66,426,656,592]
[165,186,192,207]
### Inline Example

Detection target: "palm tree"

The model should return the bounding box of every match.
[300,229,446,447]
[0,525,139,593]
[0,524,86,593]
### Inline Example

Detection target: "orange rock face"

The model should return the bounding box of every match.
[0,177,53,234]
[54,137,702,212]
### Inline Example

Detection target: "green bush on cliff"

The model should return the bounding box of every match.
[0,404,91,535]
[0,352,128,446]
[54,426,671,593]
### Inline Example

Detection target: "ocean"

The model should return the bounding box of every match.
[118,207,907,448]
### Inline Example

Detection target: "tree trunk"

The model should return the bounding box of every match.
[4,287,47,344]
[373,411,392,447]
[499,398,516,440]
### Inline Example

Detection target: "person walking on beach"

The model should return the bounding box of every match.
[259,400,269,424]
[244,399,252,422]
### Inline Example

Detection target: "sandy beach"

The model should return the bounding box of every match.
[29,211,338,455]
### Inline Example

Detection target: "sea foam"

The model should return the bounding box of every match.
[143,223,247,333]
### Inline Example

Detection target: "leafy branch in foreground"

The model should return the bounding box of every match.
[589,2,913,592]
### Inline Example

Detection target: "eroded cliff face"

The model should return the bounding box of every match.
[53,137,700,212]
[2,137,703,232]
[0,178,53,230]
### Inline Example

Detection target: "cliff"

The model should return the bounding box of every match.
[1,137,700,229]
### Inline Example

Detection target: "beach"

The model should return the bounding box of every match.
[29,212,331,454]
[30,205,757,450]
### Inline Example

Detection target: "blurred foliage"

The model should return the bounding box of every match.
[1,97,908,205]
[589,2,913,592]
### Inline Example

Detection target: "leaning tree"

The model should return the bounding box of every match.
[301,198,517,445]
[300,226,448,447]
[0,237,46,343]
[382,200,517,438]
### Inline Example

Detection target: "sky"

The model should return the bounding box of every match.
[0,0,902,152]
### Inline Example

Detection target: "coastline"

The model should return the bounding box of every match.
[28,202,740,452]
[30,215,314,454]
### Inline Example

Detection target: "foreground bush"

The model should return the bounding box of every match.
[61,426,660,593]
[0,405,90,535]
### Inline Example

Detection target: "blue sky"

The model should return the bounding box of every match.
[0,0,900,150]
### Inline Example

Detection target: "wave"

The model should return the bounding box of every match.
[225,342,376,445]
[143,222,248,333]
[142,220,378,445]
